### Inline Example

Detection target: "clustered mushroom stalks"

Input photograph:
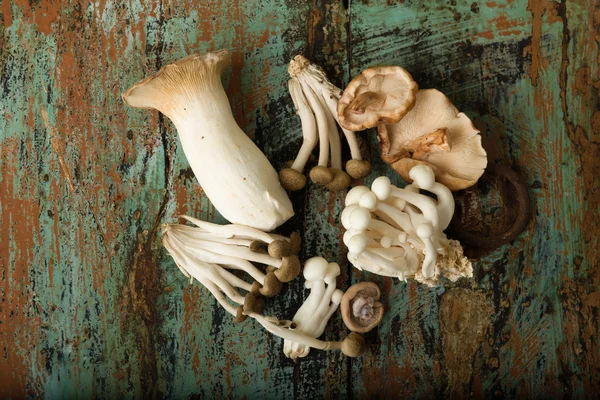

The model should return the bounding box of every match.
[282,257,345,360]
[122,50,294,230]
[341,164,473,286]
[162,215,302,321]
[279,55,371,192]
[164,221,367,358]
[254,257,367,360]
[337,67,487,191]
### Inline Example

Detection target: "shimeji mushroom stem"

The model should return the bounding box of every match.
[288,78,318,173]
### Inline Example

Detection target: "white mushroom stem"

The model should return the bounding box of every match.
[288,78,318,172]
[349,254,400,278]
[317,91,342,169]
[417,224,437,279]
[184,245,266,285]
[301,83,330,167]
[323,91,363,160]
[167,224,255,247]
[283,258,343,359]
[389,187,440,231]
[182,215,277,243]
[408,165,455,230]
[249,313,342,351]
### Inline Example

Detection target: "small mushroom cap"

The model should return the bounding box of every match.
[249,240,263,252]
[341,204,360,229]
[346,159,371,179]
[337,66,418,131]
[326,169,352,192]
[259,271,282,297]
[274,255,301,282]
[378,89,487,191]
[324,262,341,285]
[289,232,302,254]
[340,282,384,333]
[309,166,335,185]
[409,164,436,190]
[359,191,378,211]
[347,234,368,255]
[279,168,307,191]
[243,292,265,314]
[234,306,248,323]
[371,176,392,200]
[349,207,372,231]
[250,281,262,296]
[268,239,291,259]
[303,257,329,281]
[345,186,371,206]
[341,332,367,357]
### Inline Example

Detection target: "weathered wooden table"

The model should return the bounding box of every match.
[1,0,599,398]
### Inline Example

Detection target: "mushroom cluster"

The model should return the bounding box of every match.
[163,219,368,359]
[279,56,371,192]
[162,215,302,321]
[283,257,345,359]
[338,67,487,191]
[341,164,473,286]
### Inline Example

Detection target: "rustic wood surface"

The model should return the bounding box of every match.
[1,0,599,398]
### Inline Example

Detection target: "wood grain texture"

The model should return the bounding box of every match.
[1,0,598,398]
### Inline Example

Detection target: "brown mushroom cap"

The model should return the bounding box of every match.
[259,271,282,297]
[377,89,487,191]
[326,169,352,191]
[274,255,301,282]
[289,232,302,255]
[234,306,248,323]
[268,239,291,259]
[345,159,371,180]
[279,168,307,191]
[337,66,418,131]
[340,282,384,333]
[243,292,265,314]
[341,332,367,357]
[309,166,335,185]
[250,281,262,296]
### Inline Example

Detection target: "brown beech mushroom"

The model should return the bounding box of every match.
[337,66,419,131]
[341,282,384,333]
[378,89,487,191]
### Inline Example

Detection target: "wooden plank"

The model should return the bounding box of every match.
[348,0,600,398]
[1,0,599,398]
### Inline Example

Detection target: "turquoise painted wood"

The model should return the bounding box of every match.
[1,0,599,398]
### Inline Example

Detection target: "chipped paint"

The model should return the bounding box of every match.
[1,0,599,398]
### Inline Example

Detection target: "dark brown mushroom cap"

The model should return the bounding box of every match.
[326,169,352,191]
[259,271,282,297]
[341,332,367,357]
[234,306,248,323]
[243,292,265,314]
[268,239,291,259]
[289,232,302,255]
[250,281,262,297]
[274,255,301,282]
[345,159,371,180]
[309,166,334,185]
[249,240,263,252]
[341,282,384,333]
[337,66,418,131]
[279,168,307,191]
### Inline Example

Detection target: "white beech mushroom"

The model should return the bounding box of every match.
[282,257,344,360]
[279,55,371,191]
[376,89,487,191]
[163,217,302,301]
[122,50,293,230]
[341,165,473,286]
